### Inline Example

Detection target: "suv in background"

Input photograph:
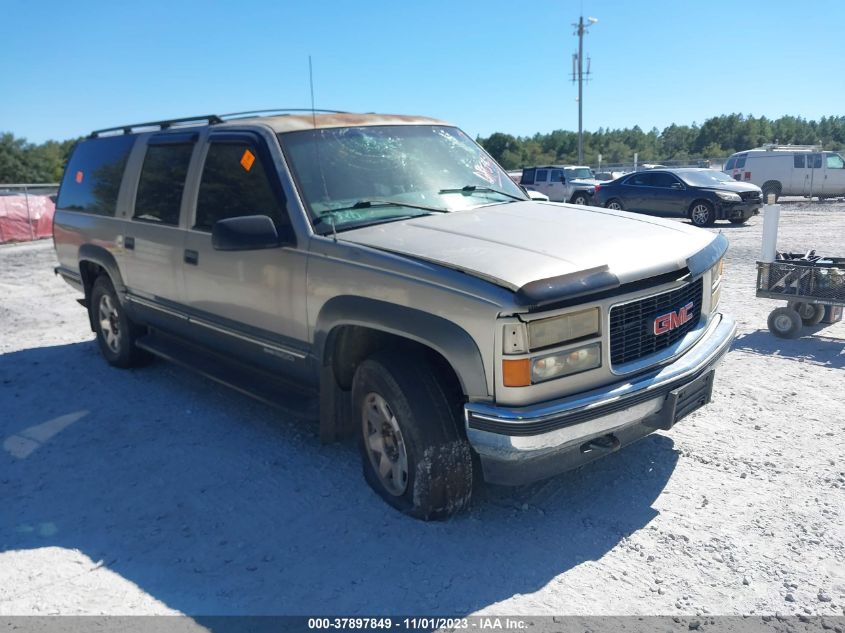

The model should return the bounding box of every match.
[725,145,845,201]
[595,168,762,226]
[520,165,600,204]
[53,111,736,519]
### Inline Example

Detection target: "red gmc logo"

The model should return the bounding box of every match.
[653,302,694,335]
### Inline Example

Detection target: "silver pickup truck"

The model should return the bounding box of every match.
[53,111,736,519]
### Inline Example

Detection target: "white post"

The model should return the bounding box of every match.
[633,152,638,171]
[760,195,781,263]
[23,186,35,241]
[597,153,602,171]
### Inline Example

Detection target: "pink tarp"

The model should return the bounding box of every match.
[0,195,55,244]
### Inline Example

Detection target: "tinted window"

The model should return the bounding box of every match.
[826,153,845,169]
[735,155,747,169]
[794,155,806,168]
[56,135,135,216]
[550,169,563,182]
[808,154,822,169]
[195,140,287,231]
[650,172,680,188]
[724,157,736,171]
[521,168,536,185]
[133,143,193,225]
[535,169,549,183]
[626,172,654,186]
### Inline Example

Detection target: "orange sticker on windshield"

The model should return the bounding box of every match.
[240,149,255,172]
[75,170,84,183]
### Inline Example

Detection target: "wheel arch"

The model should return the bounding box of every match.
[77,245,126,332]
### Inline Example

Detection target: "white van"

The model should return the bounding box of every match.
[724,145,845,201]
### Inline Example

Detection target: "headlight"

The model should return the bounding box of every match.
[531,343,602,383]
[504,308,600,354]
[716,191,741,202]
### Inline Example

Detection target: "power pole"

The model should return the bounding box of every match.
[572,16,597,164]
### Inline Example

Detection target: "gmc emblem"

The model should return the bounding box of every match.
[653,302,695,335]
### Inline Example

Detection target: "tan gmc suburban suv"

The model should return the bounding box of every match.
[53,110,736,519]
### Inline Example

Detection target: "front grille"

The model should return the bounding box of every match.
[609,278,704,366]
[739,191,762,202]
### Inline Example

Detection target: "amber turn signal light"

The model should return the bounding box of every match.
[502,358,531,387]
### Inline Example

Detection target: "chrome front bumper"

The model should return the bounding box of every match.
[465,314,737,485]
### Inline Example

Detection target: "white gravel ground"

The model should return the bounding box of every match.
[1,200,844,617]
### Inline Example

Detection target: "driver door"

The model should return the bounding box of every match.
[181,130,310,379]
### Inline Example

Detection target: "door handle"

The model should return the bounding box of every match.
[124,236,135,250]
[184,249,199,265]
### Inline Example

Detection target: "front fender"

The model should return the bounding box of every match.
[314,296,490,400]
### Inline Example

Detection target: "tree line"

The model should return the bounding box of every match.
[2,113,845,183]
[478,114,845,170]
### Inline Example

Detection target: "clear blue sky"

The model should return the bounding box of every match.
[2,0,843,143]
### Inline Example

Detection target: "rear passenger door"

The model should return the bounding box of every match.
[121,132,196,320]
[181,131,310,377]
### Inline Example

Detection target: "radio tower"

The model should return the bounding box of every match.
[572,15,597,164]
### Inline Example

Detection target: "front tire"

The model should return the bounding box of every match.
[689,201,716,227]
[767,307,802,339]
[89,276,151,368]
[352,349,474,520]
[571,193,590,206]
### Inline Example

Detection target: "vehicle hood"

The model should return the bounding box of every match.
[698,180,761,193]
[569,178,602,188]
[339,201,718,292]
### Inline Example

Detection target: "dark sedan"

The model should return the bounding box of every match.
[594,168,762,227]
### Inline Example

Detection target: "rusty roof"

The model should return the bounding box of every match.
[226,112,451,133]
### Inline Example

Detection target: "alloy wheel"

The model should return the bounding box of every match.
[362,392,409,496]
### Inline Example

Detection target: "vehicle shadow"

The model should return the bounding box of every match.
[2,341,679,615]
[732,329,845,369]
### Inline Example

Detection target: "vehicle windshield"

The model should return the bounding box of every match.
[564,167,594,180]
[279,125,526,233]
[677,170,737,187]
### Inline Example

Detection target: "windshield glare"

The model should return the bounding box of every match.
[279,125,525,231]
[565,167,594,179]
[678,170,737,186]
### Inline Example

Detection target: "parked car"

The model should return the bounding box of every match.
[594,168,762,227]
[519,165,599,204]
[53,111,736,519]
[594,170,626,182]
[724,145,845,201]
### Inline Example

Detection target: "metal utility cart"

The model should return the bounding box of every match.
[756,253,845,338]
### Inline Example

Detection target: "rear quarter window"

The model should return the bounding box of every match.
[56,135,135,216]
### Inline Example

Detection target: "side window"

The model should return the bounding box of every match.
[808,153,822,169]
[724,157,736,171]
[56,135,135,216]
[651,172,679,188]
[133,142,194,225]
[195,140,288,232]
[535,169,549,183]
[521,168,536,185]
[549,169,563,183]
[794,155,806,168]
[627,172,653,186]
[825,153,845,169]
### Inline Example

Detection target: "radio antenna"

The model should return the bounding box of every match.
[309,55,317,129]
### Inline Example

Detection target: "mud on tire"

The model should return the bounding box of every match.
[352,348,474,520]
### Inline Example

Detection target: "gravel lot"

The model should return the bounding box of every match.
[1,200,843,617]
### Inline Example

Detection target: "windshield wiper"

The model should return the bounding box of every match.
[318,199,448,215]
[438,185,525,201]
[314,213,421,235]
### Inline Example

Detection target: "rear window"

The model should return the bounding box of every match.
[56,136,135,216]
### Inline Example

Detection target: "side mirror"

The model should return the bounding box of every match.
[671,182,683,189]
[212,215,283,251]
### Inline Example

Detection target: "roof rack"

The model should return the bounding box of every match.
[758,143,821,152]
[89,108,350,137]
[90,114,224,138]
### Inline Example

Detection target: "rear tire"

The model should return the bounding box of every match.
[605,199,624,211]
[767,307,802,339]
[351,348,474,520]
[689,201,716,227]
[787,301,825,326]
[89,276,151,368]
